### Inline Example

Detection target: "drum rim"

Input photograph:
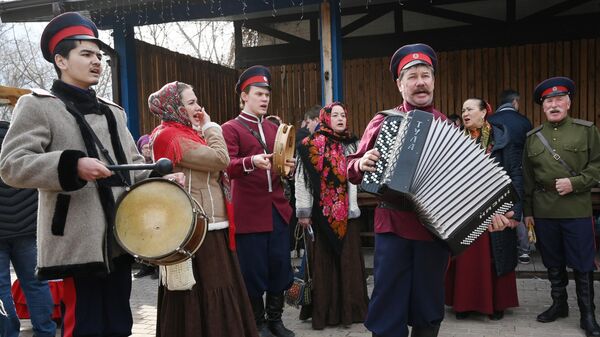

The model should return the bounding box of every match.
[113,178,200,261]
[273,123,295,176]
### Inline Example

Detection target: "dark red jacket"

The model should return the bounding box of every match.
[347,102,446,241]
[222,112,292,233]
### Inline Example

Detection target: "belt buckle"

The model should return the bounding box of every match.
[552,153,561,160]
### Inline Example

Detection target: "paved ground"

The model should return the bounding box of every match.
[15,251,598,337]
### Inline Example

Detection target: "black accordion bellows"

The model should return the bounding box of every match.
[361,109,518,255]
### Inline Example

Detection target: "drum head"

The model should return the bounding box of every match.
[115,179,195,259]
[273,124,296,176]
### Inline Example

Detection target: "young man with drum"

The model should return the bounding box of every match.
[346,43,514,337]
[222,66,295,337]
[0,12,182,337]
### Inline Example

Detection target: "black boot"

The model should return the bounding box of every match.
[266,293,295,337]
[411,325,440,337]
[574,271,600,337]
[537,267,569,322]
[250,297,275,337]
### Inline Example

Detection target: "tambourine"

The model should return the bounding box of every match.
[273,123,296,176]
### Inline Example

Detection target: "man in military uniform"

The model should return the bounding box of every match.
[222,66,295,337]
[523,76,600,337]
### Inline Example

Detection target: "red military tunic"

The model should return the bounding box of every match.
[347,102,447,241]
[222,111,292,234]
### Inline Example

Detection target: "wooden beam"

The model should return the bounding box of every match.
[394,6,403,34]
[236,44,320,67]
[521,0,592,21]
[244,22,311,45]
[507,0,516,23]
[402,2,504,25]
[0,85,31,107]
[320,1,333,105]
[341,6,392,37]
[234,21,244,69]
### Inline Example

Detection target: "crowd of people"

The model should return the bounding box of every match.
[0,10,599,337]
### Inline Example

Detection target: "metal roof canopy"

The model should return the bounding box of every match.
[2,0,599,138]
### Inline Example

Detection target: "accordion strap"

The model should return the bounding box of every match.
[534,132,578,177]
[377,109,405,117]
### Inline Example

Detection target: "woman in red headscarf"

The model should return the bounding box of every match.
[148,81,257,337]
[445,98,520,321]
[294,102,369,330]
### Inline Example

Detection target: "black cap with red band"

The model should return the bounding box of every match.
[40,12,102,62]
[389,43,437,81]
[533,76,575,105]
[235,65,271,95]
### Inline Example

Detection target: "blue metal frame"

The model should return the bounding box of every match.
[113,18,141,140]
[331,0,343,103]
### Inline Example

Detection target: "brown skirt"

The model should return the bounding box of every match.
[157,229,258,337]
[299,218,369,329]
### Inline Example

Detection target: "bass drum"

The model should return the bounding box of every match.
[114,178,207,265]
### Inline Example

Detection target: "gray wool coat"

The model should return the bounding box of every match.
[0,89,148,280]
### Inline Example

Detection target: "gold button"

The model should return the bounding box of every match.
[554,128,558,131]
[553,138,556,141]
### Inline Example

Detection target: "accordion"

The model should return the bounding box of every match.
[361,109,518,255]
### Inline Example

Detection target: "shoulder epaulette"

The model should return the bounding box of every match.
[526,124,543,137]
[572,118,594,127]
[98,96,124,110]
[378,109,405,117]
[30,88,55,98]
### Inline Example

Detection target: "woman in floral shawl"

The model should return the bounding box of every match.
[148,81,257,337]
[294,102,369,330]
[445,98,519,321]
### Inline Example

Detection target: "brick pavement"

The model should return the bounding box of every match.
[17,272,596,337]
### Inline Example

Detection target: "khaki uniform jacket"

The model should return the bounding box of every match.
[162,124,230,229]
[0,89,147,280]
[523,117,600,218]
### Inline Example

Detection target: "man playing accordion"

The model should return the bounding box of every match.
[347,43,514,337]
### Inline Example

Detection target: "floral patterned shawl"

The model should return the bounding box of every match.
[297,102,357,254]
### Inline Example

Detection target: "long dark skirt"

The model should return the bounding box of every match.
[299,219,369,329]
[157,229,258,337]
[445,231,519,315]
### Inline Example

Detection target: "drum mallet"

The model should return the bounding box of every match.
[106,157,173,175]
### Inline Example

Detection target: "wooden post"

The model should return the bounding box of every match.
[320,1,333,105]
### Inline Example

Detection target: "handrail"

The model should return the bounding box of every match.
[0,85,31,106]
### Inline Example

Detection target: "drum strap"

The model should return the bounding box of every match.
[235,117,270,153]
[61,99,131,187]
[63,100,131,186]
[535,132,578,177]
